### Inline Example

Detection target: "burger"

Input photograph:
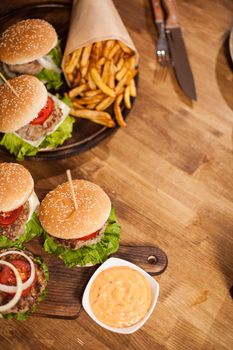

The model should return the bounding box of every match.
[39,179,121,267]
[0,75,74,160]
[0,249,48,320]
[0,19,62,90]
[0,163,43,249]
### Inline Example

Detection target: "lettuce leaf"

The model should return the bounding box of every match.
[0,212,43,249]
[48,43,62,67]
[37,42,63,90]
[1,257,49,320]
[43,208,121,268]
[37,68,62,90]
[0,115,75,161]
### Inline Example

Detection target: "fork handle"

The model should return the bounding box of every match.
[151,0,164,24]
[162,0,180,28]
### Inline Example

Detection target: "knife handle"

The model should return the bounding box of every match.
[151,0,164,24]
[162,0,179,28]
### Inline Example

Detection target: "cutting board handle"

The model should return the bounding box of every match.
[114,244,168,275]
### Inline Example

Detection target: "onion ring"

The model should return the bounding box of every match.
[0,251,35,294]
[0,260,22,313]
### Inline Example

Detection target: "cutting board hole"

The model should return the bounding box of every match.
[148,255,158,264]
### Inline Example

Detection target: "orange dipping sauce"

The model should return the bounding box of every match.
[89,266,153,328]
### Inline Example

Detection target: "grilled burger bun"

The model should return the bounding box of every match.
[0,163,41,246]
[39,180,111,240]
[0,75,47,133]
[40,180,121,268]
[0,19,57,65]
[0,163,34,212]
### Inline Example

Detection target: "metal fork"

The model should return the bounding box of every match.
[151,0,170,81]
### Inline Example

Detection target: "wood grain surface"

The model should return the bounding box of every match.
[0,0,233,349]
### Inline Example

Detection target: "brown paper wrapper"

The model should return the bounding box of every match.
[62,0,139,82]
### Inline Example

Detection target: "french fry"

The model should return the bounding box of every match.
[67,73,74,84]
[91,41,103,62]
[73,99,88,105]
[129,78,137,97]
[116,58,124,72]
[108,43,120,59]
[87,103,97,110]
[69,83,89,98]
[113,48,122,65]
[90,68,115,98]
[118,41,132,54]
[85,89,102,97]
[79,95,104,104]
[116,62,128,81]
[114,94,126,127]
[87,71,97,90]
[102,60,111,84]
[70,109,115,128]
[128,56,136,70]
[115,68,138,95]
[97,57,105,66]
[80,44,92,68]
[108,60,115,89]
[96,96,115,111]
[72,69,82,87]
[81,63,89,78]
[65,48,82,73]
[66,40,137,129]
[103,40,115,58]
[124,85,131,109]
[72,100,84,109]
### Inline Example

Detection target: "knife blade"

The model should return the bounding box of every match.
[163,0,197,100]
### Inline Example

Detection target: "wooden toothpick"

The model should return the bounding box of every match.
[66,169,78,210]
[0,72,19,97]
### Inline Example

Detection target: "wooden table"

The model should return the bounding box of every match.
[0,0,233,349]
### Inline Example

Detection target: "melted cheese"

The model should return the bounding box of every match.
[27,191,40,222]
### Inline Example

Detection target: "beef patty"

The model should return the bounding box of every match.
[0,201,30,241]
[16,104,63,142]
[54,224,107,250]
[0,250,47,315]
[7,60,43,75]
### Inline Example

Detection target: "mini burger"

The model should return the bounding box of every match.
[0,163,42,248]
[0,249,48,320]
[0,19,62,90]
[40,180,121,267]
[0,75,74,160]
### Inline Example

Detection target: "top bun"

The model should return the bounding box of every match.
[0,163,34,212]
[0,75,48,133]
[0,19,57,65]
[39,180,112,239]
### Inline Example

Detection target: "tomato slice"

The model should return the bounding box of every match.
[30,96,54,125]
[0,259,36,297]
[78,230,100,241]
[0,265,16,286]
[0,206,23,227]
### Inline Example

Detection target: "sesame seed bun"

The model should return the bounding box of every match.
[0,163,34,212]
[0,19,57,65]
[0,75,48,133]
[39,180,111,239]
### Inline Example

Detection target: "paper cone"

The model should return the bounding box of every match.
[62,0,139,80]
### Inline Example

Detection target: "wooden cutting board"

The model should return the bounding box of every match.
[26,238,168,319]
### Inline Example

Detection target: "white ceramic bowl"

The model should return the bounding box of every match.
[82,257,159,334]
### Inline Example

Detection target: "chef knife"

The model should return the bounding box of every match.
[163,0,197,100]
